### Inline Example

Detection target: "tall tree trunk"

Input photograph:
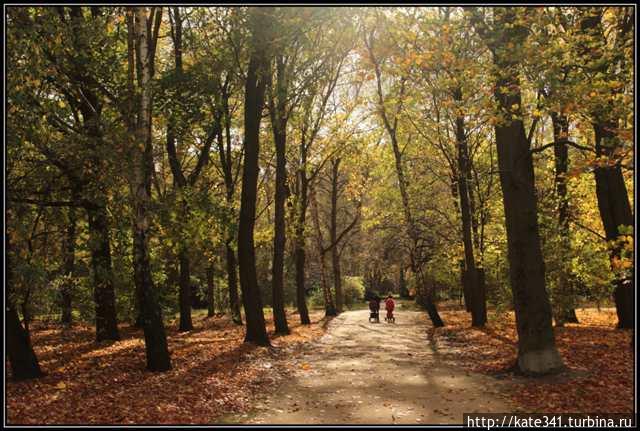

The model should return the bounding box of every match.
[330,158,343,313]
[130,7,171,371]
[294,146,311,325]
[86,203,120,342]
[6,233,43,380]
[60,204,77,326]
[237,7,272,346]
[207,263,215,317]
[487,7,563,375]
[453,86,486,327]
[269,54,290,335]
[550,112,578,326]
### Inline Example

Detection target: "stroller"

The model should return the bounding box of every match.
[384,296,396,323]
[368,298,380,323]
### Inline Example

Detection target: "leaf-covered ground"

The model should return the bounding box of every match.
[431,306,634,414]
[6,310,329,425]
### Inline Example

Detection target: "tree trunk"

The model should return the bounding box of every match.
[86,204,120,342]
[593,121,634,329]
[398,264,408,299]
[6,233,43,380]
[311,190,337,317]
[330,158,343,313]
[207,263,215,317]
[237,7,272,346]
[226,240,242,325]
[178,247,193,331]
[294,149,311,325]
[60,205,77,326]
[269,55,290,335]
[453,86,486,327]
[130,7,171,371]
[490,8,563,374]
[295,220,311,325]
[550,112,579,326]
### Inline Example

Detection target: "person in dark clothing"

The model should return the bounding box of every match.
[368,295,381,323]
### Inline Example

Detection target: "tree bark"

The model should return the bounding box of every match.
[130,7,171,371]
[550,112,579,326]
[294,145,311,325]
[207,263,215,317]
[330,158,343,313]
[485,7,563,375]
[593,122,634,328]
[60,204,77,326]
[86,204,120,342]
[311,189,337,317]
[237,7,272,346]
[453,86,486,327]
[226,241,242,324]
[178,247,193,331]
[6,233,43,380]
[269,54,290,335]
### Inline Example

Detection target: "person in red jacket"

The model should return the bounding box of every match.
[384,294,395,322]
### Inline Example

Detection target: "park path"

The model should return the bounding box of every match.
[229,304,514,424]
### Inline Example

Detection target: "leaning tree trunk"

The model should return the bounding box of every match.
[489,8,563,374]
[6,233,43,380]
[86,203,120,342]
[550,112,579,326]
[237,7,272,346]
[130,7,171,371]
[453,86,486,327]
[177,247,193,331]
[593,121,634,329]
[60,204,77,326]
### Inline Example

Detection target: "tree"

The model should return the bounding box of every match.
[470,7,564,374]
[237,7,273,346]
[128,6,171,371]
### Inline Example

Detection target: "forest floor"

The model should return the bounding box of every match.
[223,304,514,424]
[6,308,329,424]
[7,301,634,424]
[431,305,634,414]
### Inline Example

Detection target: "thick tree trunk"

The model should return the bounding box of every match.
[207,263,215,317]
[237,7,272,346]
[550,112,579,326]
[60,205,77,326]
[490,9,563,374]
[130,7,171,371]
[86,204,120,342]
[226,240,242,325]
[593,122,634,329]
[453,87,486,327]
[6,234,43,380]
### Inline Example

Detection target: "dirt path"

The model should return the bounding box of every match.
[228,305,514,425]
